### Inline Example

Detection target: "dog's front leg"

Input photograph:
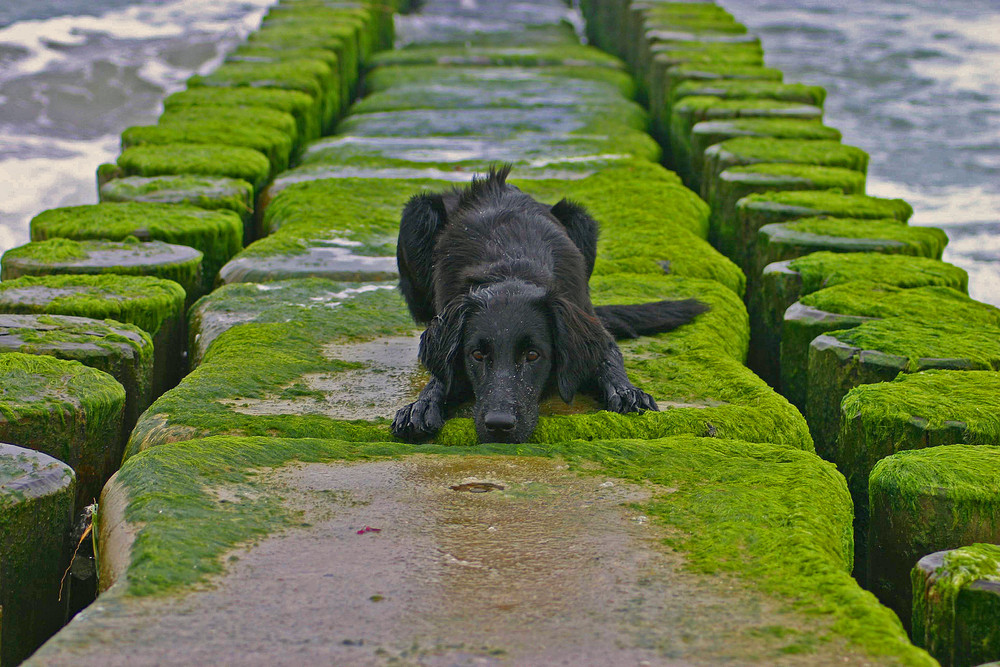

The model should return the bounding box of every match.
[595,343,658,413]
[391,376,447,441]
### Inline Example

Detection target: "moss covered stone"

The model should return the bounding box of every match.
[3,238,204,307]
[705,164,867,268]
[0,443,74,666]
[912,544,1000,666]
[671,79,826,107]
[38,433,931,664]
[649,62,782,134]
[736,189,914,231]
[0,274,186,396]
[99,175,254,237]
[690,118,841,175]
[160,104,299,148]
[0,314,154,437]
[781,284,1000,410]
[121,121,292,178]
[702,138,868,200]
[670,98,825,188]
[805,319,1000,461]
[162,86,320,143]
[0,352,124,509]
[116,143,271,196]
[187,278,397,368]
[364,64,638,99]
[369,43,626,70]
[838,370,1000,589]
[293,133,658,176]
[869,445,1000,630]
[29,202,243,292]
[188,58,340,129]
[351,74,633,114]
[129,272,809,457]
[249,18,360,104]
[756,217,950,273]
[749,251,968,386]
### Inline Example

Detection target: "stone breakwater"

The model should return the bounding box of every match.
[0,1,995,665]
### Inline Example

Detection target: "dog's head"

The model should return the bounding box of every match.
[419,279,608,443]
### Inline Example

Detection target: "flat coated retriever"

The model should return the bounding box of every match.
[391,165,708,444]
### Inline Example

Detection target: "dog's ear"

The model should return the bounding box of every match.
[549,296,610,403]
[418,296,470,394]
[398,192,448,323]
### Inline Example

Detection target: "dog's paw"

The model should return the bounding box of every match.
[603,384,658,414]
[391,399,445,441]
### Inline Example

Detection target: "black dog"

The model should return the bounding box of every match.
[391,166,708,444]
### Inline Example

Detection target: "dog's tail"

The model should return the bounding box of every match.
[595,299,709,339]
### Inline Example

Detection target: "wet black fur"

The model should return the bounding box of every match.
[391,165,709,444]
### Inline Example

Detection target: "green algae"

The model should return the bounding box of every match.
[829,316,1000,368]
[758,217,949,269]
[671,79,826,106]
[99,175,253,223]
[188,59,338,124]
[1,313,155,432]
[869,445,1000,630]
[841,370,1000,451]
[706,164,868,266]
[781,283,1000,411]
[787,252,967,295]
[162,87,319,142]
[121,122,292,177]
[160,105,298,145]
[186,278,396,366]
[737,190,914,229]
[912,543,1000,664]
[2,237,202,295]
[0,274,184,338]
[800,283,1000,326]
[29,201,242,291]
[692,117,841,144]
[704,138,868,194]
[107,433,930,664]
[0,444,75,666]
[254,175,448,258]
[369,44,626,69]
[117,143,271,195]
[0,352,125,509]
[364,65,638,100]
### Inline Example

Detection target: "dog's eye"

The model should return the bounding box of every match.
[525,350,540,362]
[471,350,485,362]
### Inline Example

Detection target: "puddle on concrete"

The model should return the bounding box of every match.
[47,455,867,665]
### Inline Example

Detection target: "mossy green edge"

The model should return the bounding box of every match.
[0,274,184,338]
[121,122,292,178]
[163,87,319,142]
[786,252,968,295]
[736,190,914,229]
[99,175,254,223]
[759,218,949,266]
[912,543,1000,663]
[107,433,931,664]
[30,201,243,291]
[2,238,203,302]
[117,144,271,195]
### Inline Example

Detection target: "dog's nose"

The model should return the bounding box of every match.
[484,411,516,432]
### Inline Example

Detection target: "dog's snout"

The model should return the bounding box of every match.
[484,411,516,432]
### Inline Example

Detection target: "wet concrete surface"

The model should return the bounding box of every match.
[30,455,863,666]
